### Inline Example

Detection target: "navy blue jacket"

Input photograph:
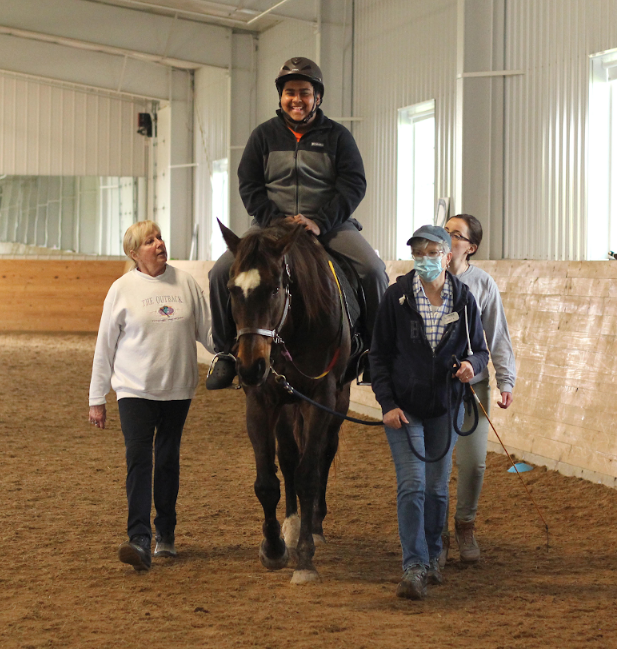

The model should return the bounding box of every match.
[238,109,366,235]
[369,270,489,419]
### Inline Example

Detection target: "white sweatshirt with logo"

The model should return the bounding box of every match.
[89,265,213,406]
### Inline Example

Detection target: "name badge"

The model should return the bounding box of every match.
[442,312,459,325]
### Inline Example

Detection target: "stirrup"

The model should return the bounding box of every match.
[355,350,371,386]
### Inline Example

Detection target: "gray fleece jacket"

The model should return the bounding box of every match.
[457,264,516,394]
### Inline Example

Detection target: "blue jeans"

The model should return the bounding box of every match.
[385,405,462,570]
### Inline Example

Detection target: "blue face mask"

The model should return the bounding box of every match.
[414,256,444,282]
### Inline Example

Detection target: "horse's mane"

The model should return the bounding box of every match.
[232,221,334,323]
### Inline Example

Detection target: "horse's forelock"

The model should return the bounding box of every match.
[231,223,333,322]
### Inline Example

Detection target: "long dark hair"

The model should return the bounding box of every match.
[448,213,483,260]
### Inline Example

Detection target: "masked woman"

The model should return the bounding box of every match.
[370,225,488,600]
[88,220,212,571]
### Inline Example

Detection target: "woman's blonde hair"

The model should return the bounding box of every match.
[123,220,161,270]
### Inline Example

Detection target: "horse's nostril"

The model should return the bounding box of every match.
[238,357,268,386]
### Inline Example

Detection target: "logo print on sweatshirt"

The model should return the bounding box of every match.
[159,305,174,317]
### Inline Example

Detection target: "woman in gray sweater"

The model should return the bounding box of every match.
[442,214,516,564]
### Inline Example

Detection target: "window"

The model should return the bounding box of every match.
[588,51,617,259]
[210,159,229,260]
[396,100,436,260]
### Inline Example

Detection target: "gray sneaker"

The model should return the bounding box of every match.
[396,564,428,600]
[455,519,480,563]
[154,534,177,558]
[427,557,444,585]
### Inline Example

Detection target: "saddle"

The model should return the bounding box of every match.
[324,249,369,385]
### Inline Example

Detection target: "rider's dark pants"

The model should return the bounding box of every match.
[208,221,389,353]
[118,398,191,541]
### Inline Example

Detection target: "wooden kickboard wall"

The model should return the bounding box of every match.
[2,258,617,486]
[0,260,128,332]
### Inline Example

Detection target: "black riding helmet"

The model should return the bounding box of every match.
[275,57,324,126]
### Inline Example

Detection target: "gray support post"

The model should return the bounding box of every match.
[455,0,505,260]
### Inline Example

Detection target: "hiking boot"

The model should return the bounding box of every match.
[205,353,236,390]
[438,533,450,569]
[427,557,444,585]
[455,519,480,563]
[395,564,428,600]
[119,535,151,571]
[154,533,177,558]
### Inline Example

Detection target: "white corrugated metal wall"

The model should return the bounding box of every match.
[504,0,617,260]
[352,0,458,260]
[353,0,617,261]
[0,70,148,177]
[194,66,230,260]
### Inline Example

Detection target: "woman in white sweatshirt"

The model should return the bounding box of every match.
[441,214,516,565]
[89,220,212,572]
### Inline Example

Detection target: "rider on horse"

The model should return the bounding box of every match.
[207,56,388,389]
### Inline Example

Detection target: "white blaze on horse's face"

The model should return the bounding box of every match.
[233,269,261,298]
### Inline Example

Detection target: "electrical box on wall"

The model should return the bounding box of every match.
[137,113,153,137]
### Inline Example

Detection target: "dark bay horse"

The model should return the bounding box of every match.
[220,220,351,584]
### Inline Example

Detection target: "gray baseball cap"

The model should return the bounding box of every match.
[406,224,452,248]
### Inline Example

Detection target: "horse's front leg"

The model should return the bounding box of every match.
[291,397,333,584]
[245,390,289,570]
[276,404,301,555]
[312,383,349,543]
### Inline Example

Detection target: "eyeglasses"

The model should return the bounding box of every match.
[411,250,445,260]
[445,230,471,243]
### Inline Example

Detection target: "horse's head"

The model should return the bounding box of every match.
[220,220,303,387]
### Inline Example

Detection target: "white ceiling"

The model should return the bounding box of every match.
[86,0,317,31]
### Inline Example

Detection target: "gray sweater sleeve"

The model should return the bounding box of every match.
[460,265,516,393]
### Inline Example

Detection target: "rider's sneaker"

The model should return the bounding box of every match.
[206,353,236,390]
[455,519,481,563]
[395,564,428,600]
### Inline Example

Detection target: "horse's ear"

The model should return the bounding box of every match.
[219,219,240,256]
[273,223,304,258]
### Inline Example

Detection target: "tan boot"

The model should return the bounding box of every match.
[455,519,480,563]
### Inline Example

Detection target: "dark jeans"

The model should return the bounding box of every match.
[118,398,191,540]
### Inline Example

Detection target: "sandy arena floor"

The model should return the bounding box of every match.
[1,333,617,649]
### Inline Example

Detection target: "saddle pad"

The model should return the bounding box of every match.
[327,254,361,328]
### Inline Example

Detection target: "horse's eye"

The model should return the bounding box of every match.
[272,287,280,297]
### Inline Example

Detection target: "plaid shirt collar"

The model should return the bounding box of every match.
[412,272,453,350]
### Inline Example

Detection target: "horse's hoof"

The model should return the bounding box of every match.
[290,569,320,585]
[259,539,289,570]
[282,514,300,549]
[312,533,326,545]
